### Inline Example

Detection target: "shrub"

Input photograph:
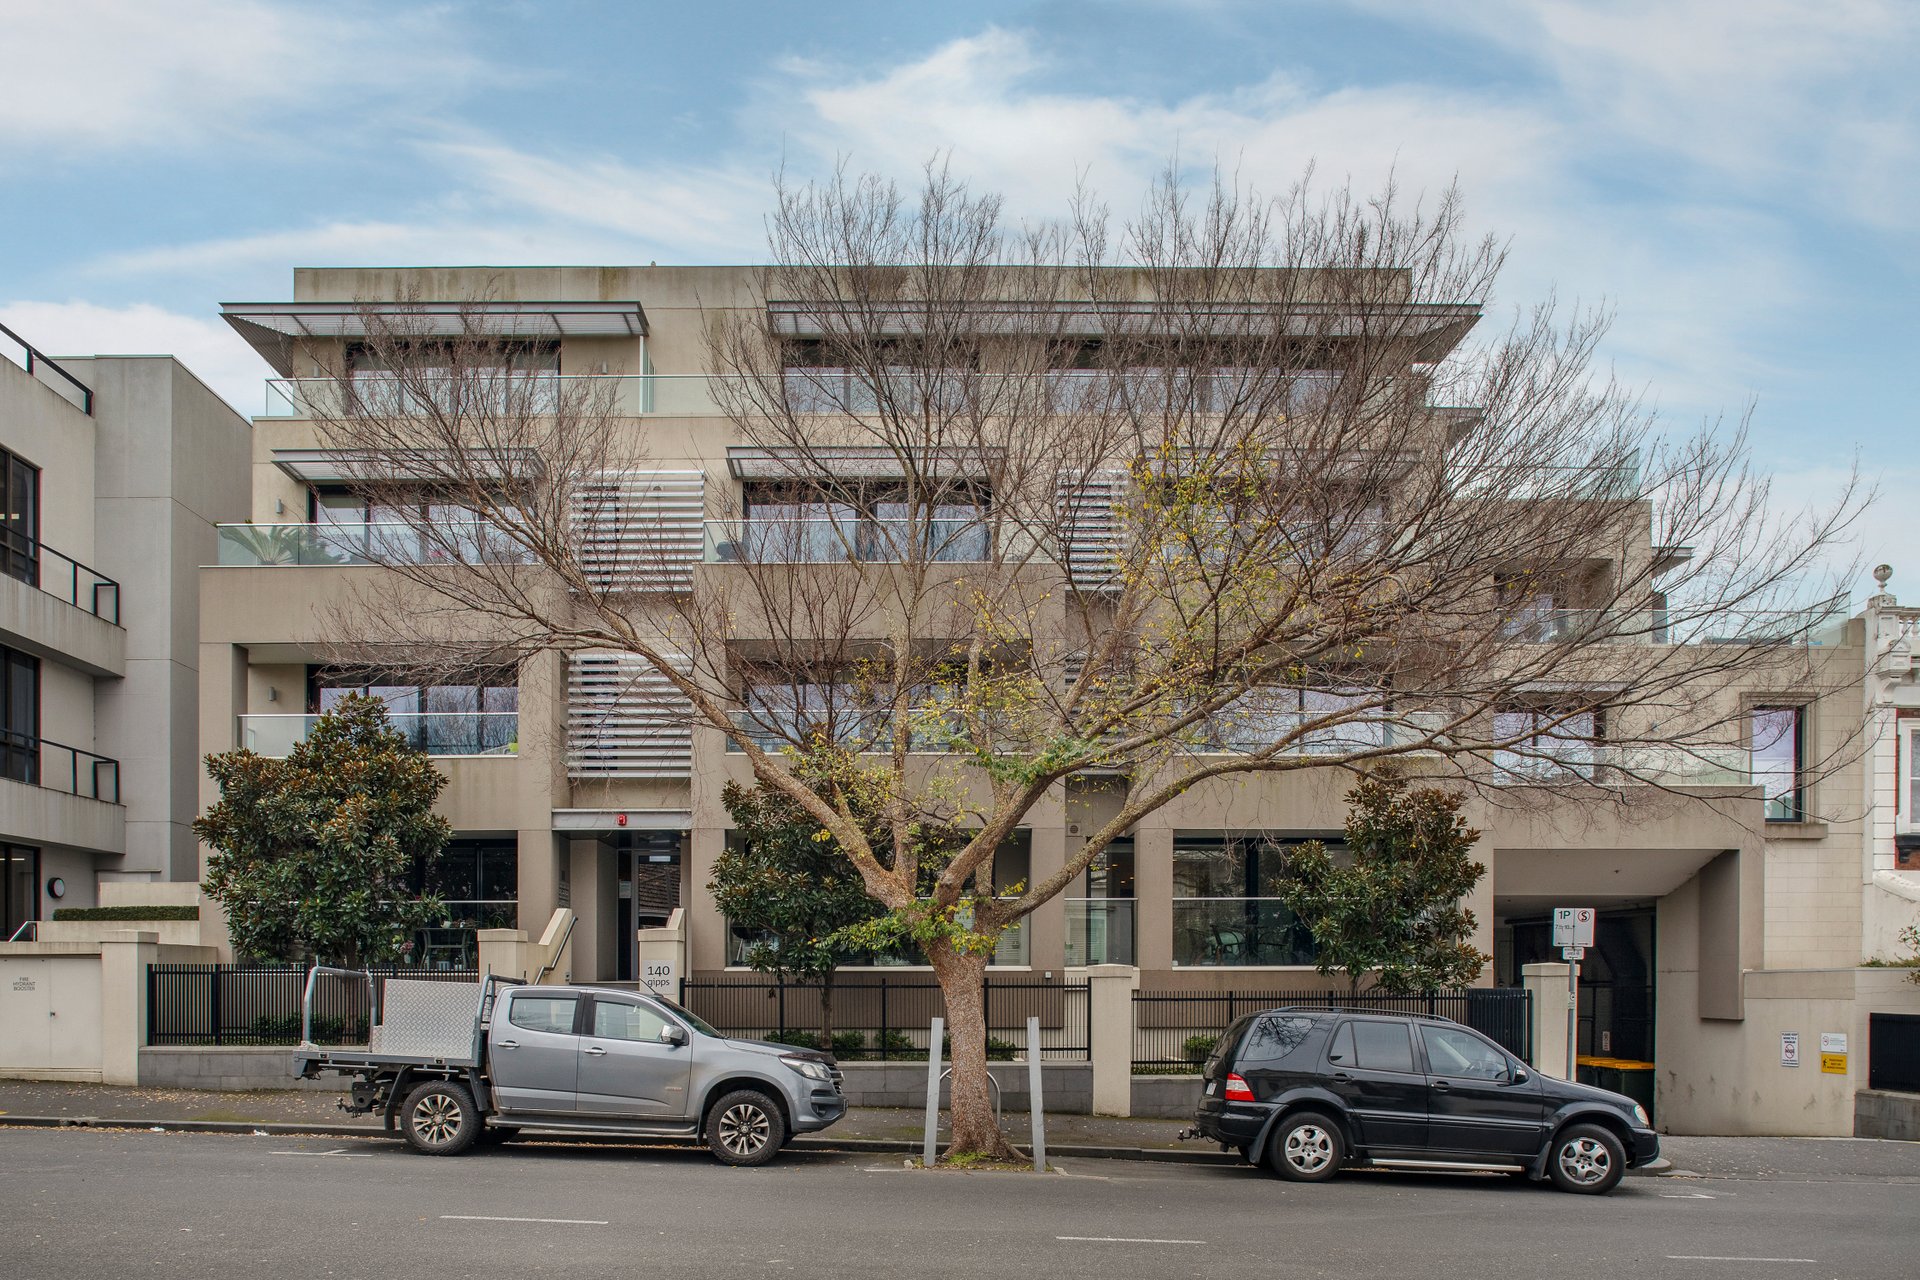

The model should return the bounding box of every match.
[247,1013,368,1045]
[829,1031,865,1057]
[52,905,199,922]
[1183,1034,1219,1065]
[873,1029,914,1056]
[764,1029,823,1051]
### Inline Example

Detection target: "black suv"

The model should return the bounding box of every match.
[1191,1007,1658,1194]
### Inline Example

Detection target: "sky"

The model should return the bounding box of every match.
[1,0,1914,588]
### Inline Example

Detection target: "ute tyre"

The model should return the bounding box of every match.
[1267,1111,1344,1183]
[400,1079,480,1156]
[706,1089,786,1167]
[1546,1124,1626,1195]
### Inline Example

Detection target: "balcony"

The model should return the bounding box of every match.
[1,542,124,677]
[1492,743,1750,788]
[3,540,120,623]
[238,712,518,757]
[2,733,121,801]
[261,374,729,420]
[1497,608,1664,645]
[1065,898,1135,966]
[215,522,537,567]
[1197,708,1454,755]
[703,517,990,565]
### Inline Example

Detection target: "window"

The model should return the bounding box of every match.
[1421,1025,1511,1081]
[740,482,989,564]
[1208,685,1385,753]
[1901,721,1920,834]
[1346,1020,1416,1073]
[1493,705,1602,779]
[2,645,39,784]
[1237,1014,1316,1065]
[507,995,578,1035]
[1171,834,1319,966]
[1,447,38,587]
[2,845,38,939]
[1752,706,1804,822]
[592,999,671,1042]
[310,666,518,756]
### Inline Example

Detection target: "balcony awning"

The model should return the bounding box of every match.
[271,447,542,485]
[726,445,999,480]
[221,301,649,375]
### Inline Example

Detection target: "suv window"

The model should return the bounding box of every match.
[507,994,579,1035]
[1421,1025,1512,1081]
[592,999,671,1043]
[1330,1019,1416,1073]
[1238,1014,1316,1064]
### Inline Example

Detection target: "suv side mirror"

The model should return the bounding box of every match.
[661,1024,689,1047]
[1508,1067,1529,1085]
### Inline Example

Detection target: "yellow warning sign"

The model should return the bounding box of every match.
[1820,1053,1847,1075]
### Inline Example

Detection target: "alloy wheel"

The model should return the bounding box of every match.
[1556,1135,1612,1186]
[412,1093,462,1147]
[718,1103,772,1158]
[1284,1124,1334,1175]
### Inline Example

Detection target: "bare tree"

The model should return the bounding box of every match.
[293,161,1861,1159]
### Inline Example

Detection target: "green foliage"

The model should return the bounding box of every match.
[873,1029,914,1056]
[248,1013,369,1045]
[52,905,199,921]
[1183,1033,1219,1065]
[195,694,450,967]
[1279,774,1488,996]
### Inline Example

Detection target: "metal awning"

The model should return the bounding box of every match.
[552,809,692,833]
[271,447,542,485]
[222,300,649,375]
[726,445,999,480]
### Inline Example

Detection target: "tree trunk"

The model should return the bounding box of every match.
[927,939,1017,1161]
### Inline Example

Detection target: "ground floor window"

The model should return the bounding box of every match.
[2,844,38,939]
[1171,833,1321,966]
[408,837,517,968]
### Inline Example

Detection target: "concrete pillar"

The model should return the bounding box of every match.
[99,931,159,1085]
[1523,961,1573,1081]
[1086,963,1140,1116]
[638,907,687,1003]
[1133,827,1174,971]
[1027,822,1067,972]
[476,928,531,982]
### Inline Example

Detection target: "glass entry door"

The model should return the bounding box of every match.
[3,845,39,939]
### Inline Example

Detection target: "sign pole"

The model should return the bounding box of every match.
[1566,952,1579,1082]
[1553,906,1594,1083]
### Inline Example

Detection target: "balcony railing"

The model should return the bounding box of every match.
[1197,709,1454,755]
[262,375,729,419]
[0,732,121,802]
[2,321,93,415]
[1171,898,1315,967]
[239,713,519,758]
[215,522,536,567]
[1493,743,1750,787]
[1065,898,1135,966]
[704,518,990,565]
[1497,608,1667,644]
[2,538,120,623]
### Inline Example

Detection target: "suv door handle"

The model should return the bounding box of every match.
[1432,1080,1451,1092]
[496,1039,519,1049]
[584,1046,608,1056]
[1331,1072,1352,1082]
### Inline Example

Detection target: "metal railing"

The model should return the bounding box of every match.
[1492,743,1751,788]
[239,712,518,758]
[2,538,121,622]
[1131,986,1533,1067]
[1,733,121,801]
[146,963,479,1046]
[1065,898,1135,966]
[681,974,1090,1061]
[1197,708,1453,755]
[215,521,536,567]
[263,374,727,419]
[1,321,93,414]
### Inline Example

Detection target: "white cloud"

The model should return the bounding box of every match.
[0,299,269,415]
[0,0,486,151]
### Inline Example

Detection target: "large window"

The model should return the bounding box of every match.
[1068,837,1135,966]
[2,845,38,939]
[1,447,37,587]
[310,665,517,756]
[1752,706,1805,822]
[1493,705,1602,779]
[2,644,39,784]
[1208,685,1385,754]
[409,837,517,968]
[738,482,989,564]
[1172,834,1319,967]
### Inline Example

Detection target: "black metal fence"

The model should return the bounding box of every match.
[1132,987,1534,1067]
[1868,1012,1920,1094]
[146,964,479,1046]
[682,975,1090,1061]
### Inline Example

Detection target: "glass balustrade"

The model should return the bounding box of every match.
[1065,898,1135,966]
[239,712,518,757]
[703,517,990,564]
[1171,898,1316,967]
[216,522,536,567]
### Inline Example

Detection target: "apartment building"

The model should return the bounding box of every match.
[199,266,1920,1133]
[0,326,251,937]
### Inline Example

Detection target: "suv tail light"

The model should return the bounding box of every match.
[1223,1073,1255,1102]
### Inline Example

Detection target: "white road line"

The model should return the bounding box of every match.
[1665,1257,1816,1264]
[441,1215,609,1226]
[1057,1236,1205,1246]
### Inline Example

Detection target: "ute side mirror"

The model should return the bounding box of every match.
[661,1024,689,1047]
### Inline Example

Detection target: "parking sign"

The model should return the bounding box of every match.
[1552,907,1596,949]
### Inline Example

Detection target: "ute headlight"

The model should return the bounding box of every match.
[781,1055,833,1082]
[1631,1103,1650,1126]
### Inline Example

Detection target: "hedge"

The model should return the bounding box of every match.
[51,905,200,922]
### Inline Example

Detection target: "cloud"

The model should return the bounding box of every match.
[0,299,269,415]
[0,0,487,152]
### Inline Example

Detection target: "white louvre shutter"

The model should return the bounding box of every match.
[1055,468,1125,590]
[566,651,694,778]
[572,470,705,593]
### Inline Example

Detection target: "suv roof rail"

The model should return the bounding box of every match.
[1268,1005,1462,1025]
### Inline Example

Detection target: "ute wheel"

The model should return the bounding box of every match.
[400,1079,480,1156]
[1267,1111,1343,1183]
[706,1089,786,1167]
[1546,1124,1625,1195]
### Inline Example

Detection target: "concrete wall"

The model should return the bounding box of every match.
[1854,1090,1920,1141]
[138,1046,337,1091]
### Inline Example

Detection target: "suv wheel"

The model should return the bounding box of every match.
[1268,1111,1343,1182]
[1546,1124,1625,1194]
[400,1079,480,1156]
[706,1089,787,1167]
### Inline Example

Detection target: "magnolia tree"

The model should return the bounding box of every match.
[292,162,1859,1159]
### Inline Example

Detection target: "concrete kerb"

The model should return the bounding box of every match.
[0,1115,1672,1174]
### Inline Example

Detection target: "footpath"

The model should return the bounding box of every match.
[6,1080,1918,1179]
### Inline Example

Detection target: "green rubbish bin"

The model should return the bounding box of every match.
[1576,1056,1655,1125]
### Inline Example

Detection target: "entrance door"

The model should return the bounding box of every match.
[0,958,51,1072]
[575,994,692,1118]
[1324,1019,1428,1152]
[490,991,581,1113]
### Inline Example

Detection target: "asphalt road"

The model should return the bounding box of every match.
[4,1127,1917,1279]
